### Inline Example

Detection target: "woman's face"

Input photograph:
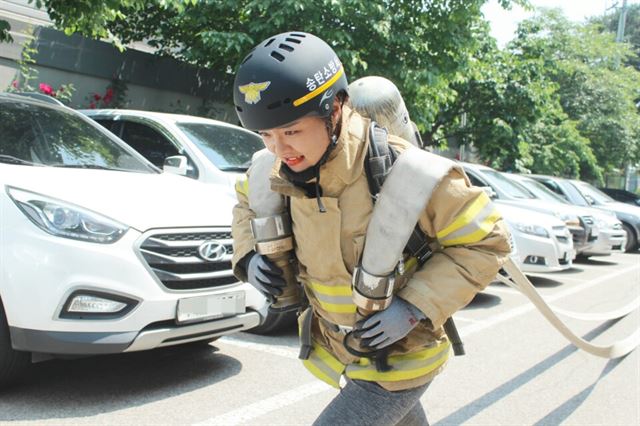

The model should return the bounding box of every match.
[258,100,341,172]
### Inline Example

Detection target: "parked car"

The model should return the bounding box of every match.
[530,175,640,252]
[505,173,626,257]
[81,109,294,332]
[461,163,585,257]
[0,94,268,387]
[497,203,575,273]
[599,187,640,207]
[80,109,264,192]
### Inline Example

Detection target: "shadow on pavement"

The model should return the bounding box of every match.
[433,319,625,426]
[554,267,585,274]
[526,275,564,288]
[464,292,502,310]
[574,257,619,266]
[532,357,624,426]
[0,343,242,421]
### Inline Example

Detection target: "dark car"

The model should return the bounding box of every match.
[599,188,640,207]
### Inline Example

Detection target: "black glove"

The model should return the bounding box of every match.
[246,253,286,298]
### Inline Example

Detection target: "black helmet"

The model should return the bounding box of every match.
[233,32,348,130]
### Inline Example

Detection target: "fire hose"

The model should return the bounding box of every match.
[496,258,640,359]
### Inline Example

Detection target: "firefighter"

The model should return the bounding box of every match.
[231,32,512,426]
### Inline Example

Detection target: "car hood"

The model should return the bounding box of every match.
[2,165,236,231]
[496,199,575,221]
[496,203,565,228]
[599,201,640,218]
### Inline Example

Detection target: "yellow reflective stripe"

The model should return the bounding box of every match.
[235,176,249,197]
[436,193,490,240]
[440,209,501,246]
[308,281,352,297]
[302,341,345,389]
[402,257,418,273]
[346,342,451,382]
[293,67,345,107]
[313,343,345,374]
[317,300,357,314]
[302,359,340,388]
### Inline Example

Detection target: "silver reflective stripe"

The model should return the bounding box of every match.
[439,199,498,245]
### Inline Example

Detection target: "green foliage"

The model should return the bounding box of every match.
[0,20,12,43]
[511,10,640,179]
[26,0,523,132]
[590,3,640,70]
[6,38,75,104]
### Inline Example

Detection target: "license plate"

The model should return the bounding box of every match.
[176,291,245,324]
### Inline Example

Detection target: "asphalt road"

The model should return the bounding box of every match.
[1,252,638,426]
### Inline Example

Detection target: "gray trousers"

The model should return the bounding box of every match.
[313,378,430,426]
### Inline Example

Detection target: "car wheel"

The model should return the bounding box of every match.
[0,299,30,388]
[622,223,638,252]
[247,310,296,335]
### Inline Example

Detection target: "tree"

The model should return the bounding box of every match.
[511,10,640,180]
[590,3,640,70]
[1,0,525,133]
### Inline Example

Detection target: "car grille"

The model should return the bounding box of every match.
[138,228,238,291]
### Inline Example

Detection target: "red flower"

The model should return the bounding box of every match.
[89,101,96,109]
[12,80,18,89]
[93,93,102,101]
[39,83,54,95]
[103,88,114,105]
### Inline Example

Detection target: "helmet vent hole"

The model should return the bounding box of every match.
[285,37,301,44]
[267,101,282,110]
[270,51,285,62]
[241,54,253,64]
[264,38,275,47]
[290,33,306,38]
[279,43,294,52]
[283,98,291,104]
[235,105,243,112]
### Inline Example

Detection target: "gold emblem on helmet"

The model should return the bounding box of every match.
[238,81,271,104]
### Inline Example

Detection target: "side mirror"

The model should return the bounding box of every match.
[163,155,188,176]
[481,186,498,199]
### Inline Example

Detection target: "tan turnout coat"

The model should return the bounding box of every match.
[232,105,512,391]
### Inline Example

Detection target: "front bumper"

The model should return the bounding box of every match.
[580,229,627,256]
[512,230,575,273]
[10,311,260,355]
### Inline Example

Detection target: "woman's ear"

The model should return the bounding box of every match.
[331,97,343,130]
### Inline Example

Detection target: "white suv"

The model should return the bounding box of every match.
[0,94,266,387]
[81,109,295,333]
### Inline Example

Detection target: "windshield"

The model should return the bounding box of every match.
[511,175,571,204]
[573,181,615,205]
[176,122,264,171]
[0,101,156,172]
[482,169,536,199]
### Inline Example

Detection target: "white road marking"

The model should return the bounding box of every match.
[459,264,639,337]
[192,382,332,426]
[451,316,482,324]
[219,337,299,359]
[485,285,519,295]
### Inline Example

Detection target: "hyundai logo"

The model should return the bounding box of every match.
[198,241,227,262]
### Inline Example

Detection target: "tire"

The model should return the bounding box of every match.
[622,223,638,252]
[0,299,30,388]
[247,310,296,335]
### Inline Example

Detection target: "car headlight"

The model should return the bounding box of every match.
[559,213,580,227]
[7,187,128,244]
[513,222,550,238]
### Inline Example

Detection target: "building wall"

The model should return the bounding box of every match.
[0,0,235,122]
